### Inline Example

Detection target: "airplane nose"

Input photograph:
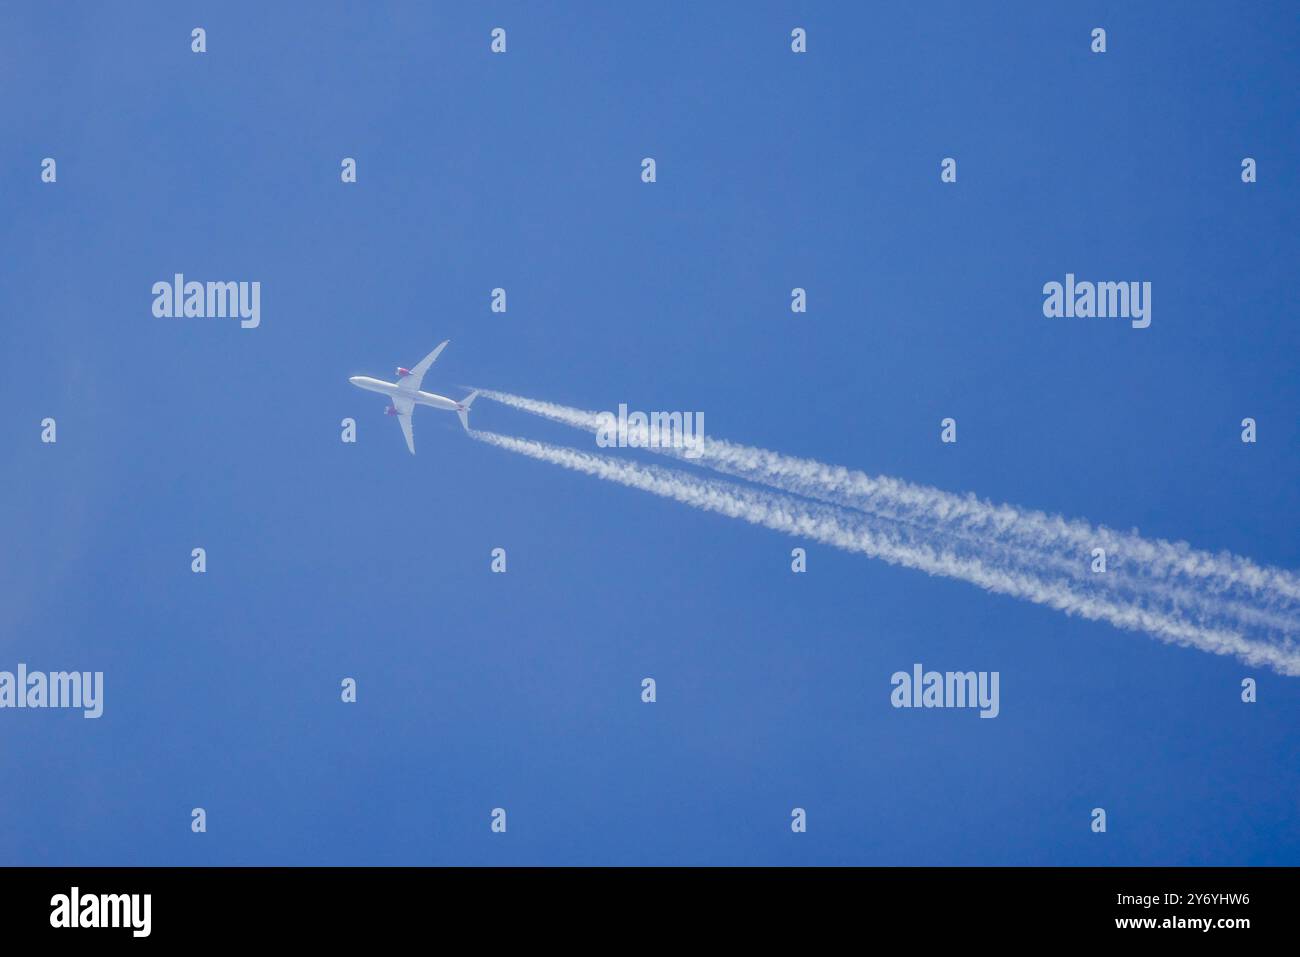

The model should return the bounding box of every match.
[348,376,360,385]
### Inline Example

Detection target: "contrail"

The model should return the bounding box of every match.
[468,428,1300,675]
[478,390,1300,605]
[472,390,1300,670]
[474,390,1300,635]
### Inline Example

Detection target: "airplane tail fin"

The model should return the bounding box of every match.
[457,391,479,431]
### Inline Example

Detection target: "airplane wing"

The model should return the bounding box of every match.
[398,340,449,393]
[392,394,416,454]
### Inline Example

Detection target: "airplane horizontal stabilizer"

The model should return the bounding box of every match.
[457,391,479,431]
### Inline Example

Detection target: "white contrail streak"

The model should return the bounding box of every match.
[469,428,1300,675]
[476,391,1298,590]
[473,389,1300,664]
[474,390,1300,631]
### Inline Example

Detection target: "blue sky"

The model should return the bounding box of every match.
[2,1,1298,865]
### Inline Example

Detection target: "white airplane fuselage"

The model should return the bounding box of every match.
[348,376,460,412]
[349,340,478,454]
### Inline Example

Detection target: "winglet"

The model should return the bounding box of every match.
[457,390,479,431]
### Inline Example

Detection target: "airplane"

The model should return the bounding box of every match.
[348,340,478,454]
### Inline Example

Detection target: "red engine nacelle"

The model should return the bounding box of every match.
[395,367,413,378]
[384,405,399,416]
